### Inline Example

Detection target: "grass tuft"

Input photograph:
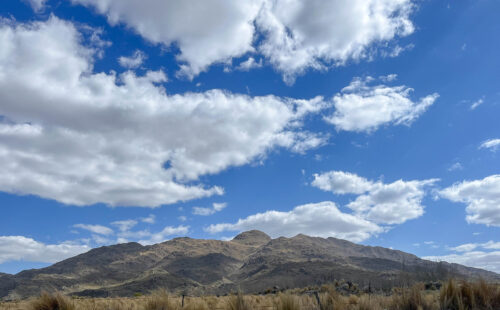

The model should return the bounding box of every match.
[29,292,75,310]
[277,294,300,310]
[143,290,177,310]
[226,292,251,310]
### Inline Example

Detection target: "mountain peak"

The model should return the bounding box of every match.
[232,230,271,246]
[1,232,498,299]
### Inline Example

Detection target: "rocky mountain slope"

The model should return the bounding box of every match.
[0,230,498,300]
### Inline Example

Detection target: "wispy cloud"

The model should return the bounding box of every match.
[479,139,500,151]
[192,202,227,216]
[73,224,114,236]
[118,50,147,69]
[470,98,484,110]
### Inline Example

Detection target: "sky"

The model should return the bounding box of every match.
[0,0,499,275]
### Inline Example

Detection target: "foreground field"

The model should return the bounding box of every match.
[1,279,499,310]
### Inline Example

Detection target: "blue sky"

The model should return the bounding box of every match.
[0,0,499,274]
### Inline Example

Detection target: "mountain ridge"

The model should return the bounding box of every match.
[1,231,498,300]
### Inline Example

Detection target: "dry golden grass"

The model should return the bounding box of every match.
[439,279,500,310]
[1,279,498,310]
[28,292,75,310]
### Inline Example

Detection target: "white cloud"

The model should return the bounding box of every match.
[78,214,188,245]
[0,222,189,264]
[312,171,374,194]
[91,234,113,245]
[379,74,398,82]
[325,76,438,132]
[206,201,383,242]
[482,241,500,250]
[192,207,216,216]
[470,98,483,110]
[312,171,437,225]
[111,219,138,232]
[256,0,415,84]
[439,175,500,227]
[479,139,500,151]
[0,17,325,207]
[381,43,414,58]
[138,225,189,245]
[451,243,477,252]
[282,131,330,154]
[23,0,47,12]
[141,214,156,224]
[448,162,463,172]
[72,0,263,79]
[72,0,416,82]
[192,202,227,216]
[450,241,500,253]
[73,224,114,235]
[75,217,188,246]
[236,57,263,71]
[346,179,438,224]
[424,249,500,274]
[0,236,89,264]
[118,50,147,69]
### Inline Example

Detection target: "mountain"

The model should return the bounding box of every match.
[1,230,498,300]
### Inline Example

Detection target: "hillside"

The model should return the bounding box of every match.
[0,230,498,300]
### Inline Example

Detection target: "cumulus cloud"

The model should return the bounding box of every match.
[73,224,114,235]
[256,0,415,83]
[206,201,383,242]
[312,171,438,224]
[325,76,438,132]
[118,50,147,69]
[439,175,500,227]
[72,0,416,82]
[479,139,500,151]
[72,0,263,79]
[192,202,227,216]
[0,236,90,264]
[0,17,325,207]
[312,171,374,194]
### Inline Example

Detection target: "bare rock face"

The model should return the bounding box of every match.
[0,231,498,300]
